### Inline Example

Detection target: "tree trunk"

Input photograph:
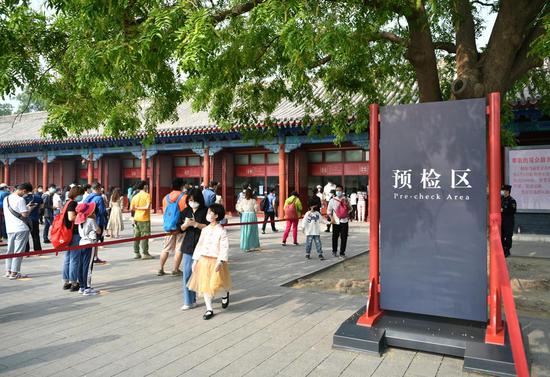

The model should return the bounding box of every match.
[480,0,547,95]
[452,0,483,99]
[405,3,443,103]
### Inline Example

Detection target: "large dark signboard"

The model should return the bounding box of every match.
[379,99,487,322]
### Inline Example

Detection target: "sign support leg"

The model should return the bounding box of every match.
[357,104,384,327]
[485,92,505,345]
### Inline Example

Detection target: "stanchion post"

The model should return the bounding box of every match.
[357,103,384,327]
[485,92,505,345]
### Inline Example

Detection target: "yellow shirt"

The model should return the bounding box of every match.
[130,191,151,222]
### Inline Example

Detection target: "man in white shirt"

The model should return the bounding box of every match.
[327,184,352,258]
[3,182,33,279]
[52,189,62,216]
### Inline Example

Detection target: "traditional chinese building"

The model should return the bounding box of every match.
[0,93,548,225]
[0,100,370,216]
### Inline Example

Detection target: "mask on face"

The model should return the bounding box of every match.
[500,190,505,196]
[189,201,199,209]
[37,188,43,193]
[336,191,343,197]
[75,195,83,202]
[206,213,216,222]
[49,188,56,194]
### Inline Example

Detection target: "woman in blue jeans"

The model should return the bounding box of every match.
[61,186,84,292]
[179,189,208,310]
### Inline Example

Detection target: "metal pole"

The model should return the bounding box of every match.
[357,104,384,327]
[485,92,504,345]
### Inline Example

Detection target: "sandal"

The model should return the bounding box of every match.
[203,310,215,320]
[221,293,230,309]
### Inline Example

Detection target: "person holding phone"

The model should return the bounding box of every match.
[24,190,43,252]
[179,188,208,310]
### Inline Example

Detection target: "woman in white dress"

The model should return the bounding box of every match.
[106,188,124,238]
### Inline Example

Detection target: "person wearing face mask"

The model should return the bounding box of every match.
[130,180,153,260]
[187,203,231,319]
[324,190,335,233]
[501,184,516,258]
[327,184,352,258]
[36,185,44,225]
[236,188,260,252]
[179,188,209,310]
[60,186,84,291]
[41,184,57,244]
[24,188,43,252]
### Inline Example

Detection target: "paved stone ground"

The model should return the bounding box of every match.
[0,215,548,377]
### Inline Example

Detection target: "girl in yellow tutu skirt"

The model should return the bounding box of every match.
[187,203,232,320]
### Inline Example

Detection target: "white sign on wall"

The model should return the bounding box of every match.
[507,147,550,212]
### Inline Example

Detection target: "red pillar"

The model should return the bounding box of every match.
[485,92,505,345]
[203,147,210,188]
[42,156,48,189]
[155,155,161,213]
[221,152,227,209]
[0,161,3,183]
[278,144,286,218]
[87,153,94,184]
[4,160,10,186]
[103,158,109,190]
[33,160,38,188]
[357,104,384,327]
[98,157,103,185]
[140,150,147,181]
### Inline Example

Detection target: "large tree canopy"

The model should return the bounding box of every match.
[0,0,548,140]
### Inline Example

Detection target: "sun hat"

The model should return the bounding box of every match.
[0,183,7,189]
[75,202,96,225]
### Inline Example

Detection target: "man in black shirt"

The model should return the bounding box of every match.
[501,184,516,258]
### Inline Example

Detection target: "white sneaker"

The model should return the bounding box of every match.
[79,288,85,294]
[181,303,197,310]
[83,288,99,296]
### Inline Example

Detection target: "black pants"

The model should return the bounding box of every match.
[43,216,53,242]
[501,220,514,257]
[351,205,357,221]
[262,211,277,232]
[25,220,42,251]
[332,222,349,255]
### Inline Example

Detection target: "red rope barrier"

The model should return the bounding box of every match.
[0,217,306,259]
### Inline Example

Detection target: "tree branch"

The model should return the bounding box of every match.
[212,0,266,23]
[378,31,405,45]
[433,41,457,53]
[481,0,547,94]
[509,23,546,86]
[311,55,332,69]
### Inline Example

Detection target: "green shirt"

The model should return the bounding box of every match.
[284,195,303,217]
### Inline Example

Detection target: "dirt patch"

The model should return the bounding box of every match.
[290,253,550,319]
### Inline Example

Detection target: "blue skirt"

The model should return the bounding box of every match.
[240,212,260,252]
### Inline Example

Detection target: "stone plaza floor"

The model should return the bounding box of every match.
[0,215,549,377]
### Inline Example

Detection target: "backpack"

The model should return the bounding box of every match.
[260,197,268,211]
[51,200,74,248]
[284,197,298,219]
[334,198,349,219]
[42,193,54,218]
[163,192,185,232]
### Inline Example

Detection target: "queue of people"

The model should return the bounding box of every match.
[1,176,371,319]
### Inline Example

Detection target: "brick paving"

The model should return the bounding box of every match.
[0,215,548,376]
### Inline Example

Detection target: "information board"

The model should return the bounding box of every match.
[379,99,487,322]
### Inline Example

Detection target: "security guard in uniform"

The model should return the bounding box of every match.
[501,184,516,258]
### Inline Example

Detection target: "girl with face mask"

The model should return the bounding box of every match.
[187,204,232,320]
[179,189,208,310]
